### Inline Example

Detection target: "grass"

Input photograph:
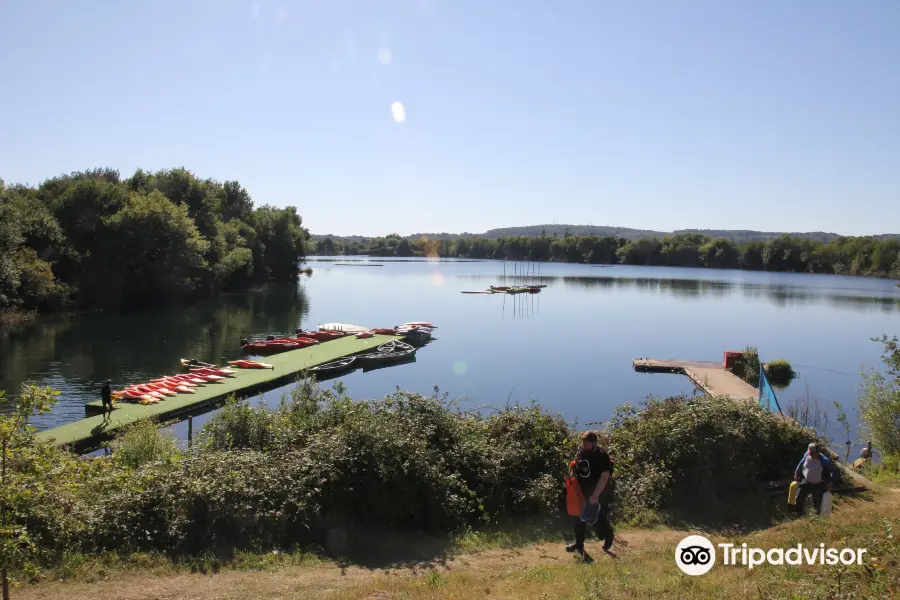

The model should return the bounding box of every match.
[16,484,899,599]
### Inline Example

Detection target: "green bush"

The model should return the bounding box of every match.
[600,394,827,525]
[866,453,900,485]
[732,346,761,387]
[859,335,900,456]
[764,359,797,387]
[2,381,840,572]
[110,419,180,469]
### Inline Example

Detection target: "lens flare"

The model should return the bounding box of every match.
[453,361,468,376]
[391,101,406,123]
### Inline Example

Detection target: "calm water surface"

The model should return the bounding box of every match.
[2,258,898,447]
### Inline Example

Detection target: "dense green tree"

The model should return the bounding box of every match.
[309,230,900,283]
[0,168,307,317]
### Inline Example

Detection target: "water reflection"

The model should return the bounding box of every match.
[461,275,900,313]
[0,283,310,423]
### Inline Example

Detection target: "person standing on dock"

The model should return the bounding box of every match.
[793,442,835,516]
[100,380,113,419]
[565,431,614,559]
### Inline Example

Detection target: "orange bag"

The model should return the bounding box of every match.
[565,476,585,516]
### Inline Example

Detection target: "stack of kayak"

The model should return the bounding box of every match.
[240,320,439,354]
[112,364,237,405]
[369,322,437,343]
[241,335,319,353]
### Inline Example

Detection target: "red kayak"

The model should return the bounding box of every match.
[295,329,348,342]
[189,367,236,377]
[369,328,398,336]
[241,337,319,353]
[228,359,275,369]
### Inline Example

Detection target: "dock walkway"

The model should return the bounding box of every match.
[633,358,760,401]
[37,334,399,452]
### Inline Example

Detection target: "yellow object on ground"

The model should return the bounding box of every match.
[787,480,799,505]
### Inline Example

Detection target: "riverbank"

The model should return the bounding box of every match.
[2,380,842,592]
[13,484,899,599]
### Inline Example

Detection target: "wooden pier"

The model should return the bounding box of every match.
[37,334,401,453]
[633,358,760,401]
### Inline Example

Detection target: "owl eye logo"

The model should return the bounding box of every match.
[675,535,716,575]
[680,546,711,565]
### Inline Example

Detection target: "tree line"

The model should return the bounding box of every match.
[313,232,900,278]
[0,168,308,316]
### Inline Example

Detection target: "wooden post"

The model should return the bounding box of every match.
[188,416,193,448]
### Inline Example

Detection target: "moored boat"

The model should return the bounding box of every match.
[400,321,438,329]
[228,359,275,369]
[240,337,319,353]
[357,342,416,364]
[295,329,349,342]
[180,358,215,368]
[309,356,357,374]
[319,323,369,334]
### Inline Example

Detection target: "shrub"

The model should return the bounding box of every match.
[601,394,826,525]
[764,359,796,387]
[732,346,761,387]
[858,335,900,456]
[110,419,180,469]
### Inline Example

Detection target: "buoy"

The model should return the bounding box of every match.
[787,481,799,505]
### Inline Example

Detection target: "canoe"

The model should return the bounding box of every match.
[309,356,357,374]
[170,374,207,385]
[489,286,511,291]
[144,383,178,396]
[318,323,369,334]
[189,373,225,382]
[180,358,215,368]
[358,345,416,363]
[135,386,168,398]
[376,340,415,353]
[190,367,236,377]
[153,377,196,388]
[228,359,275,369]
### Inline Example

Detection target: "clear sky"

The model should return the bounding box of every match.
[2,1,898,236]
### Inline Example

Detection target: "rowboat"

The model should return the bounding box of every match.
[309,356,357,374]
[357,345,416,364]
[376,340,416,353]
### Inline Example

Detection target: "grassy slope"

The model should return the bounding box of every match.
[16,484,899,600]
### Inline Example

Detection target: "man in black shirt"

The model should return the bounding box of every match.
[100,380,113,419]
[566,430,614,558]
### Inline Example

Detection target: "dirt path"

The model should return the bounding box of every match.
[16,529,691,600]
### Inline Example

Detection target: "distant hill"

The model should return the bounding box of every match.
[311,225,900,245]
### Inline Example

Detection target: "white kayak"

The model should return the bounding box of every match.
[319,323,369,334]
[400,321,438,329]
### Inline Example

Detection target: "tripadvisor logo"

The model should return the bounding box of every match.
[675,535,868,576]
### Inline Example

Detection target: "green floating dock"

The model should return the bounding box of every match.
[37,334,400,452]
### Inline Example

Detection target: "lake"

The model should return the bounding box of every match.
[2,258,898,451]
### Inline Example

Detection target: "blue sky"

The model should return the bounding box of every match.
[2,1,898,236]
